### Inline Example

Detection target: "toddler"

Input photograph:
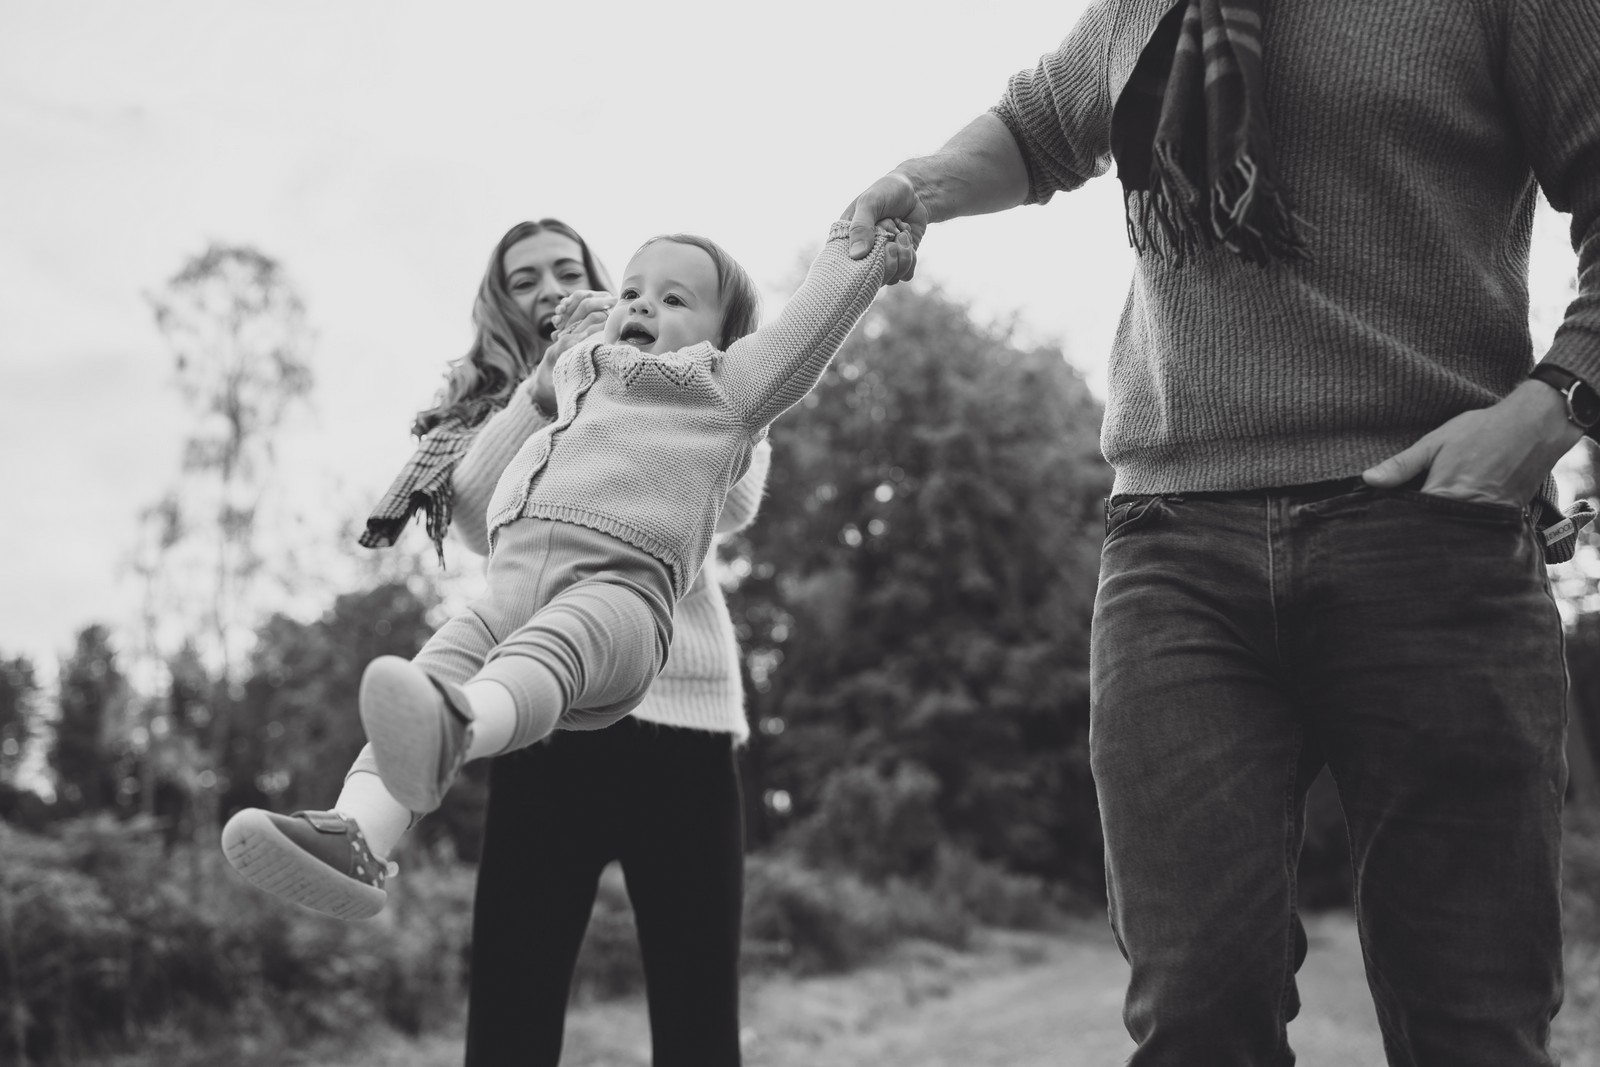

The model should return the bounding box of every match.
[349,220,899,820]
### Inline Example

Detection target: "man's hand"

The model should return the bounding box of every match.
[843,171,929,284]
[1362,379,1584,505]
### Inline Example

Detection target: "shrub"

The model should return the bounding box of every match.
[742,852,969,975]
[787,762,943,883]
[0,816,478,1064]
[928,845,1067,930]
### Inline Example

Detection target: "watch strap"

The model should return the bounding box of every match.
[1529,363,1600,434]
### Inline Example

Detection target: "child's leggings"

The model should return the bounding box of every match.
[349,518,675,781]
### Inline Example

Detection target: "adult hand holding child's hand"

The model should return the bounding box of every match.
[528,290,615,413]
[843,171,928,284]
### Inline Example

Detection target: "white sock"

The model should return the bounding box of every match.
[333,770,413,861]
[464,679,520,759]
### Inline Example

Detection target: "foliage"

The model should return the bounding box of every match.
[140,242,314,685]
[742,852,971,975]
[787,761,943,882]
[0,654,38,784]
[120,243,315,848]
[729,282,1111,889]
[0,817,475,1066]
[49,626,133,815]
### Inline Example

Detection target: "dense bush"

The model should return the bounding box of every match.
[0,817,475,1065]
[741,852,971,974]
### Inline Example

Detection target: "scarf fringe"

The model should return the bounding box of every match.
[1130,147,1309,268]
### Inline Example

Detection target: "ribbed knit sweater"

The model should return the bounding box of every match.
[993,0,1600,495]
[453,383,772,741]
[487,223,889,596]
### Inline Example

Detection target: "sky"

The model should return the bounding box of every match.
[0,0,1584,675]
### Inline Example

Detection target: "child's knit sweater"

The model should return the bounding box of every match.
[488,223,889,598]
[453,384,772,742]
[992,0,1600,496]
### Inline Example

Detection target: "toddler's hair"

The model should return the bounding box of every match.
[638,234,760,347]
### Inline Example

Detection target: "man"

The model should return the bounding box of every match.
[846,1,1600,1063]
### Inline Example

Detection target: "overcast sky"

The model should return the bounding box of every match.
[0,0,1582,674]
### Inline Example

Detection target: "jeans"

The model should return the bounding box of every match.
[1090,479,1566,1066]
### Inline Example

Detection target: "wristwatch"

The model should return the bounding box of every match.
[1529,363,1600,435]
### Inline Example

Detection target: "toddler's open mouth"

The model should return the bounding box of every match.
[619,323,657,347]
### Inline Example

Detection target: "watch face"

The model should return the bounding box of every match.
[1571,382,1600,429]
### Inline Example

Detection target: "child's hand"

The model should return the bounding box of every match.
[871,219,916,281]
[551,291,615,339]
[527,292,616,414]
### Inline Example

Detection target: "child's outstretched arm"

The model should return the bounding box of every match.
[724,221,898,430]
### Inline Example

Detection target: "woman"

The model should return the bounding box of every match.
[222,218,764,1066]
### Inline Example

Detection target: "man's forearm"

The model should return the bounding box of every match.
[902,113,1031,223]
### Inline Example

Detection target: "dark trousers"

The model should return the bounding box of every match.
[463,717,745,1067]
[1091,480,1566,1067]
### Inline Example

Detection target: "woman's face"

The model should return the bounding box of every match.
[503,231,591,338]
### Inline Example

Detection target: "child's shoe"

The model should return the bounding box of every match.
[358,656,474,815]
[220,808,394,920]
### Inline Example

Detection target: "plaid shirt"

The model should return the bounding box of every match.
[359,414,485,566]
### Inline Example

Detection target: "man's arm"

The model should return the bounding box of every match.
[843,114,1031,281]
[1364,0,1600,506]
[846,4,1119,283]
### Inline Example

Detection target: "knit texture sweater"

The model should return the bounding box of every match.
[993,0,1600,495]
[488,223,889,596]
[453,385,772,740]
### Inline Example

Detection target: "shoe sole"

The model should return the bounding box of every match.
[359,657,451,814]
[220,809,386,921]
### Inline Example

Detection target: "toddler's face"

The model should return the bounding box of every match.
[605,240,725,355]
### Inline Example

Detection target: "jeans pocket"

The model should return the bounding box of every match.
[1104,496,1165,544]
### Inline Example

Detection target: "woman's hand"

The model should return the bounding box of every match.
[551,290,615,339]
[526,290,616,414]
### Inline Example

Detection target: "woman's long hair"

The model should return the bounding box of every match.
[413,219,613,436]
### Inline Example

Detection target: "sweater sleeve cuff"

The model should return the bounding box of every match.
[1538,331,1600,395]
[990,100,1055,206]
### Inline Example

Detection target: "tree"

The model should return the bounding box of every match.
[0,655,38,786]
[139,244,315,840]
[728,283,1113,888]
[49,626,131,815]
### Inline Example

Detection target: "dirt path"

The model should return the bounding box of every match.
[325,911,1600,1066]
[558,912,1385,1067]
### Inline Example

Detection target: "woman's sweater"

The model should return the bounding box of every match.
[992,0,1600,495]
[453,380,772,740]
[487,224,890,599]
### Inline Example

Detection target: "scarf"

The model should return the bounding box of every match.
[1111,0,1308,266]
[358,414,483,567]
